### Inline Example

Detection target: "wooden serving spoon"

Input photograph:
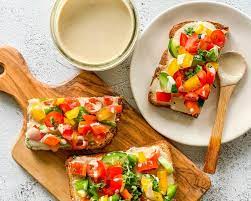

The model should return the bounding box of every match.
[203,52,247,174]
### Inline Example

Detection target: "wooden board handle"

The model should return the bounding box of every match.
[203,85,235,174]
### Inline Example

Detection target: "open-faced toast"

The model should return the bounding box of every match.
[25,96,122,151]
[149,21,229,117]
[66,141,177,201]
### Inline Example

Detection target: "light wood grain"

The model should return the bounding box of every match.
[203,85,235,174]
[0,46,211,201]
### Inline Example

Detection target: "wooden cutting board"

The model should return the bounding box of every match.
[0,46,211,201]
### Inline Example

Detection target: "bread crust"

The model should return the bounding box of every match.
[148,21,229,118]
[66,140,174,201]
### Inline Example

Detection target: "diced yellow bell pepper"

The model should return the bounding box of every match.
[178,46,188,55]
[167,59,179,76]
[96,107,114,121]
[206,62,219,71]
[138,152,147,163]
[65,107,80,120]
[31,104,46,122]
[153,192,164,201]
[194,24,205,34]
[99,195,108,201]
[181,53,194,68]
[157,170,168,195]
[183,75,201,92]
[64,117,75,126]
[55,98,65,105]
[205,28,212,36]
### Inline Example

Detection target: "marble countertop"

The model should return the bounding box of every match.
[0,0,250,200]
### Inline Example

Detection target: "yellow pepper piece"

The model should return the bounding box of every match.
[31,104,46,122]
[55,98,65,105]
[64,117,75,126]
[178,46,187,55]
[167,59,179,76]
[65,107,80,120]
[205,28,212,36]
[182,53,194,68]
[183,75,201,92]
[157,170,168,195]
[206,62,219,71]
[99,195,108,201]
[153,192,164,201]
[96,107,114,121]
[138,152,147,163]
[194,24,205,34]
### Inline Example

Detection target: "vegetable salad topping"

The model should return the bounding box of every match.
[156,22,226,116]
[26,97,122,151]
[69,148,177,201]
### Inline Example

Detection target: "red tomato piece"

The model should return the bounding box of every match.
[44,111,64,127]
[137,152,160,173]
[199,36,214,51]
[206,67,216,84]
[184,92,199,101]
[210,30,225,47]
[107,166,123,180]
[185,34,200,54]
[62,126,73,140]
[156,92,171,102]
[83,115,97,124]
[69,162,87,177]
[87,160,106,182]
[197,70,207,86]
[102,187,115,196]
[104,96,114,106]
[78,124,91,136]
[109,105,123,113]
[195,84,211,100]
[180,33,188,47]
[59,103,71,113]
[43,135,60,146]
[109,174,123,191]
[184,101,200,116]
[91,124,109,136]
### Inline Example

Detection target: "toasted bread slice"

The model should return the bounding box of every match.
[148,21,229,117]
[25,96,122,151]
[66,140,177,201]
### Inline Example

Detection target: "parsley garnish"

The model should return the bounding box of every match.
[75,106,88,123]
[184,27,195,36]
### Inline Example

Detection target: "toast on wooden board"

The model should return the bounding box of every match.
[25,96,123,151]
[66,140,177,201]
[148,21,229,117]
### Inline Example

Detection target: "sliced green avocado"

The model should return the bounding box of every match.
[102,152,127,165]
[165,184,177,201]
[168,38,179,58]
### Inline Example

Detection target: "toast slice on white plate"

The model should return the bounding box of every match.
[148,21,229,117]
[25,96,122,152]
[66,140,177,201]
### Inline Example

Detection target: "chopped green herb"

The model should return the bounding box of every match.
[100,120,116,128]
[195,65,202,73]
[44,106,62,114]
[75,106,88,123]
[171,84,178,93]
[184,27,195,36]
[206,48,218,61]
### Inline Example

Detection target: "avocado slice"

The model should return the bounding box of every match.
[168,38,179,58]
[102,152,127,165]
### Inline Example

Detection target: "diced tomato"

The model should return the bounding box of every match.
[59,103,71,113]
[84,101,102,114]
[185,34,200,54]
[173,70,184,80]
[89,97,99,104]
[210,30,225,47]
[83,115,97,124]
[109,174,123,191]
[43,135,60,146]
[104,96,114,106]
[156,92,171,102]
[107,166,123,180]
[195,84,211,100]
[206,67,216,84]
[78,124,91,136]
[184,101,200,116]
[199,36,214,51]
[62,126,73,140]
[44,111,64,127]
[197,70,207,86]
[173,71,185,91]
[102,187,115,196]
[121,189,132,200]
[91,124,109,135]
[180,33,188,47]
[109,105,123,113]
[137,151,160,173]
[184,92,199,101]
[87,160,106,182]
[69,162,87,177]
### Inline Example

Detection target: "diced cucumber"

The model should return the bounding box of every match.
[100,120,116,128]
[158,156,174,174]
[74,179,88,191]
[168,38,179,58]
[159,72,168,91]
[165,184,177,201]
[102,152,127,165]
[108,194,120,201]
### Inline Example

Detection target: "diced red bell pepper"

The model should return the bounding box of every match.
[44,111,64,127]
[199,36,214,51]
[195,84,211,100]
[91,124,109,136]
[106,166,123,180]
[156,92,171,102]
[78,124,91,136]
[185,34,200,54]
[137,151,160,173]
[210,30,225,48]
[197,70,207,86]
[69,162,87,177]
[87,160,106,182]
[180,33,188,47]
[121,189,132,200]
[206,67,216,84]
[59,103,71,113]
[109,174,123,192]
[83,115,97,124]
[184,101,200,116]
[184,92,199,101]
[104,96,114,106]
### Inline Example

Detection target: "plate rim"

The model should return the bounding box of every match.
[130,1,251,146]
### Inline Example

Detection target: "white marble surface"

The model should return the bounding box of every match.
[0,0,250,200]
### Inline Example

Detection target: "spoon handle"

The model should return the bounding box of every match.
[203,85,235,174]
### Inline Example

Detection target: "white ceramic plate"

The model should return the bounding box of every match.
[130,1,251,146]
